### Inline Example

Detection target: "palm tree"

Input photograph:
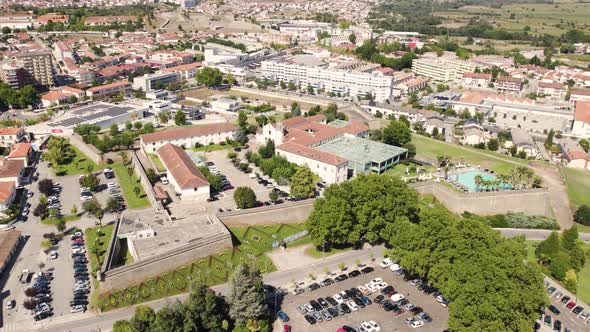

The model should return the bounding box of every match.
[474,174,483,191]
[89,245,102,266]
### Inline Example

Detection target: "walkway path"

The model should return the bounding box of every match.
[497,228,590,242]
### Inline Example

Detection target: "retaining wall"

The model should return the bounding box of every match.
[217,199,314,226]
[69,134,102,164]
[410,181,553,217]
[130,150,160,211]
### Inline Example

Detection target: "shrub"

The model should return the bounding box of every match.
[574,205,590,226]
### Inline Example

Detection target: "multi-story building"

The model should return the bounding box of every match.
[570,89,590,103]
[0,128,26,148]
[261,60,394,102]
[496,76,523,94]
[140,123,237,153]
[16,50,55,87]
[0,61,25,89]
[461,72,492,89]
[411,57,477,83]
[572,101,590,138]
[160,62,201,80]
[86,80,131,99]
[536,82,566,100]
[132,72,180,92]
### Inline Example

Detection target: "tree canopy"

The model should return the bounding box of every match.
[196,66,224,87]
[382,118,412,147]
[234,187,257,209]
[289,166,317,199]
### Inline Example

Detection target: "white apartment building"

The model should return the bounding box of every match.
[276,142,349,184]
[0,128,26,148]
[570,89,590,103]
[132,72,180,92]
[210,98,241,113]
[412,58,478,83]
[536,82,566,100]
[572,101,590,138]
[140,123,237,153]
[461,72,491,88]
[261,60,394,102]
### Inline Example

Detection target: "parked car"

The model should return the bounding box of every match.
[277,311,289,322]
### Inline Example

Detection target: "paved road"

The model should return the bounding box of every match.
[24,246,385,332]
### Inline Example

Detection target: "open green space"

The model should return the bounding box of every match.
[434,3,590,37]
[525,240,590,305]
[85,224,114,276]
[562,166,590,209]
[148,153,165,172]
[557,54,590,63]
[96,224,310,311]
[41,214,81,225]
[111,163,150,210]
[193,143,232,152]
[51,144,99,176]
[412,134,527,174]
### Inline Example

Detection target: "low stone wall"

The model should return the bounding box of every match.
[130,150,160,211]
[69,134,102,164]
[100,223,232,291]
[217,200,314,226]
[410,181,553,217]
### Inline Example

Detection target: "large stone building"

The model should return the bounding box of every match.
[140,123,237,153]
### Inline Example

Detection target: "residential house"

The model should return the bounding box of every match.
[461,72,491,88]
[496,76,523,94]
[86,80,131,99]
[511,128,537,157]
[536,82,566,100]
[570,89,590,103]
[0,128,26,148]
[560,138,590,170]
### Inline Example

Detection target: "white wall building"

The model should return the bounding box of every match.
[412,57,478,83]
[276,142,349,184]
[132,72,180,92]
[572,101,590,138]
[261,60,394,102]
[140,123,237,153]
[210,98,241,113]
[157,143,210,201]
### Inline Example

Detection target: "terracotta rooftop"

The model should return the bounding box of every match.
[157,144,209,190]
[141,123,237,144]
[0,128,22,136]
[567,150,590,162]
[463,72,491,79]
[277,142,347,166]
[0,229,21,267]
[575,101,590,123]
[0,159,24,178]
[41,91,68,101]
[498,76,523,83]
[87,80,130,93]
[161,62,202,72]
[572,89,590,96]
[538,82,564,89]
[8,142,31,159]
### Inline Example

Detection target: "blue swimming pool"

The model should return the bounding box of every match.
[451,171,508,191]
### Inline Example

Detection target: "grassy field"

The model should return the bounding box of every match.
[112,163,150,210]
[556,54,590,63]
[562,167,590,209]
[434,3,590,37]
[147,153,166,172]
[193,143,232,152]
[51,144,99,176]
[41,214,81,225]
[85,224,114,275]
[525,240,590,305]
[412,134,527,174]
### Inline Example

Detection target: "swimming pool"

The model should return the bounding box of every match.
[451,171,508,191]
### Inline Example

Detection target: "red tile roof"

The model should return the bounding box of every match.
[538,82,564,89]
[0,229,21,267]
[575,101,590,123]
[277,142,347,166]
[0,128,22,136]
[567,150,590,162]
[157,144,209,190]
[0,159,24,178]
[572,89,590,96]
[161,62,202,72]
[8,142,31,159]
[0,181,15,204]
[462,72,491,79]
[140,123,237,144]
[87,80,130,93]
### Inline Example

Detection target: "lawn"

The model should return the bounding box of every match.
[230,223,308,252]
[557,54,590,63]
[525,240,590,305]
[111,163,150,210]
[193,143,232,153]
[85,224,114,276]
[562,166,590,209]
[51,144,99,176]
[41,214,81,225]
[412,134,527,174]
[148,153,166,172]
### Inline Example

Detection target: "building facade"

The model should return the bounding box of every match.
[133,72,180,92]
[140,123,237,153]
[16,50,55,87]
[411,58,477,83]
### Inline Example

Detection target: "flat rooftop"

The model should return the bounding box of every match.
[47,102,142,128]
[117,203,229,261]
[316,136,408,165]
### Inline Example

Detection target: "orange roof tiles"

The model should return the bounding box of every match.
[140,123,237,144]
[575,101,590,123]
[86,80,130,93]
[157,144,209,190]
[8,142,31,159]
[278,142,347,166]
[0,128,22,136]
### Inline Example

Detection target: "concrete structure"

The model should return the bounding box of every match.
[277,142,349,184]
[132,72,180,92]
[461,124,487,145]
[537,82,565,100]
[496,76,523,94]
[140,123,237,153]
[572,101,590,138]
[0,61,25,89]
[511,128,537,157]
[16,49,55,87]
[0,128,26,148]
[157,143,210,201]
[161,62,202,80]
[411,182,552,217]
[461,72,491,88]
[210,98,241,113]
[86,80,131,99]
[261,60,395,102]
[411,57,477,82]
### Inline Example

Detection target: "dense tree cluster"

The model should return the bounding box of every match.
[43,137,75,166]
[0,83,39,111]
[234,187,257,209]
[113,265,269,332]
[195,67,224,87]
[245,151,299,186]
[74,123,154,153]
[304,103,346,122]
[289,166,318,199]
[382,118,412,147]
[306,174,420,248]
[535,226,586,292]
[205,38,247,52]
[389,207,548,331]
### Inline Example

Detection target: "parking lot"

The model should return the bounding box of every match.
[539,278,590,332]
[279,265,449,331]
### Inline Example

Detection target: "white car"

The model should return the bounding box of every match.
[379,258,393,268]
[72,248,86,254]
[347,300,359,311]
[369,278,383,285]
[389,264,401,272]
[362,321,381,332]
[304,303,314,312]
[333,293,344,304]
[70,305,86,313]
[391,293,405,302]
[436,295,445,303]
[374,282,388,290]
[411,320,424,328]
[107,183,119,188]
[366,283,379,292]
[49,251,58,259]
[161,177,169,185]
[358,285,372,296]
[27,192,33,198]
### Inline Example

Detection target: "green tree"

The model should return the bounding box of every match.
[258,140,275,159]
[41,239,52,252]
[487,138,499,151]
[106,197,122,213]
[158,111,169,124]
[290,166,317,199]
[382,119,411,146]
[574,205,590,226]
[579,139,589,153]
[174,111,186,126]
[227,264,268,327]
[195,67,223,87]
[182,283,229,330]
[564,269,578,293]
[129,305,156,332]
[545,129,555,148]
[535,231,561,264]
[269,190,279,203]
[549,251,572,280]
[80,173,100,191]
[561,225,579,251]
[151,305,183,332]
[109,123,119,137]
[238,110,248,129]
[234,187,257,209]
[290,102,301,117]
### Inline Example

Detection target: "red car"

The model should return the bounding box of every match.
[566,301,576,309]
[71,239,84,245]
[283,325,291,332]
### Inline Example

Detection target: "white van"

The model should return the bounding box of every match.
[391,293,405,302]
